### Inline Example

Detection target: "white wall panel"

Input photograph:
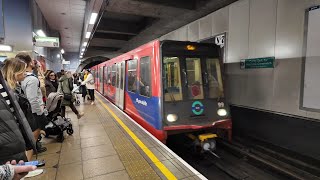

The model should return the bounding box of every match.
[248,0,277,58]
[212,7,229,36]
[199,14,213,40]
[272,59,303,115]
[187,21,199,42]
[227,0,249,63]
[176,26,188,41]
[275,0,305,59]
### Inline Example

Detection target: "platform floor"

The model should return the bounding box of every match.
[29,92,205,180]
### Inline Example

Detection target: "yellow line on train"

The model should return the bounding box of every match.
[96,96,177,180]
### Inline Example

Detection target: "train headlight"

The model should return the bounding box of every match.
[167,114,178,122]
[217,109,227,116]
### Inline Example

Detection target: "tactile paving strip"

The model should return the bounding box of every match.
[92,101,161,179]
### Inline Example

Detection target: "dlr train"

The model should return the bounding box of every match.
[91,40,232,151]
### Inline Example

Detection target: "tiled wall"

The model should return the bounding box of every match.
[160,0,320,120]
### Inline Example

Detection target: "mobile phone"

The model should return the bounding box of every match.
[17,161,39,166]
[17,160,45,167]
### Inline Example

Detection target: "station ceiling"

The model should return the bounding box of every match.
[85,0,238,58]
[36,0,238,70]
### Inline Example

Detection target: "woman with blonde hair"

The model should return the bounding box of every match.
[2,58,42,161]
[2,58,27,90]
[1,58,39,161]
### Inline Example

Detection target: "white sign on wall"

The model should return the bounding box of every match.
[215,34,225,47]
[62,60,70,65]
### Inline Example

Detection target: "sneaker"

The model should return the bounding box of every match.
[24,169,44,178]
[91,102,95,105]
[40,130,46,136]
[36,142,47,153]
[77,112,84,119]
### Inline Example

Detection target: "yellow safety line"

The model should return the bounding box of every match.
[96,96,177,180]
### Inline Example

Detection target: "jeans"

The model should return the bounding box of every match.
[88,89,95,101]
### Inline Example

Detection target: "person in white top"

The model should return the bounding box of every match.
[81,69,95,105]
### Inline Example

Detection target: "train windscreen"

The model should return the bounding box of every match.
[161,41,224,102]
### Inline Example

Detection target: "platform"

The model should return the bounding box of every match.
[29,92,205,180]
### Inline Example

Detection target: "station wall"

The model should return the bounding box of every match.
[160,0,320,120]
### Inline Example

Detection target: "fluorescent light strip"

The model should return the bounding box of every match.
[81,48,85,52]
[89,13,98,25]
[83,42,87,46]
[61,49,65,54]
[36,30,46,37]
[86,32,91,38]
[0,45,12,52]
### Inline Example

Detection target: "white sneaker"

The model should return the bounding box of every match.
[91,102,95,105]
[24,169,44,178]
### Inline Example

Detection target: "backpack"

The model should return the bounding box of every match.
[15,87,36,127]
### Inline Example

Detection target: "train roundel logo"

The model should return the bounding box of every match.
[192,101,204,115]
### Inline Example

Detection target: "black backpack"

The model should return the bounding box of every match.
[15,87,36,130]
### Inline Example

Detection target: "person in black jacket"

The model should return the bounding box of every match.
[0,61,36,164]
[45,70,58,97]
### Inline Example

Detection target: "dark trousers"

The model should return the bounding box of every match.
[88,89,95,101]
[61,103,79,117]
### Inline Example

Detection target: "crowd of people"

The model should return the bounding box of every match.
[0,53,95,179]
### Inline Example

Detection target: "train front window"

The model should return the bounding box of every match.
[206,58,224,98]
[163,57,183,102]
[186,58,204,100]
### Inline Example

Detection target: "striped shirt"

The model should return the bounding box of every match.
[0,83,14,112]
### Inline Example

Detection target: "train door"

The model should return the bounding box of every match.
[99,66,104,94]
[115,62,125,109]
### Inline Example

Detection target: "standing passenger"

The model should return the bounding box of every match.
[58,71,84,119]
[81,69,95,105]
[45,70,58,97]
[1,58,38,161]
[0,61,36,164]
[16,53,47,153]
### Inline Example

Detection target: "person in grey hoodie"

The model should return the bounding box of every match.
[16,53,47,153]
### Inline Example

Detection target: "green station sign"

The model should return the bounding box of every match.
[240,57,275,69]
[34,36,59,47]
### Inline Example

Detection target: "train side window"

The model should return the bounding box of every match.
[139,56,151,97]
[104,66,108,84]
[163,57,183,101]
[128,59,137,93]
[206,58,224,98]
[107,66,112,84]
[111,64,116,86]
[120,63,124,90]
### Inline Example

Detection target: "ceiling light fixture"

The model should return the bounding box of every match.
[81,48,85,52]
[85,32,91,38]
[83,42,87,46]
[89,13,98,25]
[80,55,83,58]
[36,29,46,37]
[0,45,13,52]
[57,54,60,58]
[61,49,65,54]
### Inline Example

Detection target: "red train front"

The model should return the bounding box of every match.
[92,40,231,150]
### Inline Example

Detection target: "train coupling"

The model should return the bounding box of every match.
[187,133,218,152]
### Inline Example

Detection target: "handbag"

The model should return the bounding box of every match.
[61,80,73,101]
